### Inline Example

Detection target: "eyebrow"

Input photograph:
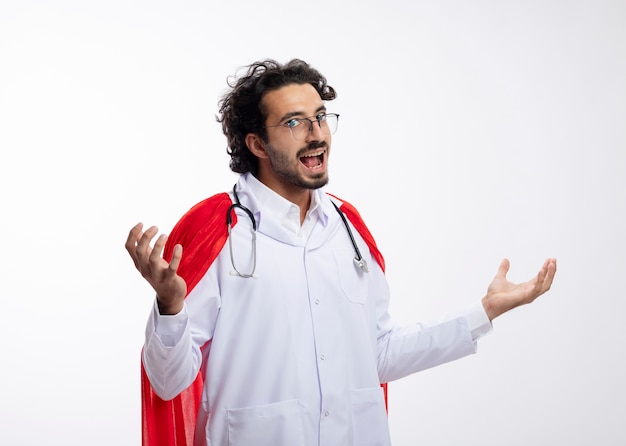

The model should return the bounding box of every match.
[278,104,327,123]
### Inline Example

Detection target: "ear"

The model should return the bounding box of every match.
[245,133,269,159]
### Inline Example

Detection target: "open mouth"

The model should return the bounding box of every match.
[299,149,325,170]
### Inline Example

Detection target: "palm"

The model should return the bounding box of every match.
[483,258,557,320]
[126,223,188,313]
[144,252,187,304]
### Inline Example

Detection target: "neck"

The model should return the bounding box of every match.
[254,173,312,224]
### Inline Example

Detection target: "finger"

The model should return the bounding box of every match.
[495,258,510,279]
[125,222,145,267]
[549,258,557,274]
[136,226,158,253]
[533,258,557,295]
[534,265,547,293]
[541,257,554,272]
[135,226,159,269]
[149,233,168,270]
[125,222,144,252]
[542,258,557,290]
[168,244,183,273]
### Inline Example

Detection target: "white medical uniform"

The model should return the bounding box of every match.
[143,172,491,446]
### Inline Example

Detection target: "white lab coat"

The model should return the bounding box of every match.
[143,173,490,446]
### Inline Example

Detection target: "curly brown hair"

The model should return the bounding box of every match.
[217,59,337,174]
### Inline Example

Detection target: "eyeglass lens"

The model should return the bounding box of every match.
[291,114,339,140]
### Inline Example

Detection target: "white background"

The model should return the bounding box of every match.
[1,1,625,445]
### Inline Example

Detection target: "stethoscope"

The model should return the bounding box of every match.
[226,184,368,278]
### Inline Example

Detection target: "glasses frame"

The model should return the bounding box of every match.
[265,113,340,141]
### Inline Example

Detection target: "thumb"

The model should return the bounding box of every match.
[495,258,510,279]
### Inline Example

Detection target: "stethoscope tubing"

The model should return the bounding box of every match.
[226,184,368,278]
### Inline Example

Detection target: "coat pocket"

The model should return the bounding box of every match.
[227,399,307,446]
[350,387,391,446]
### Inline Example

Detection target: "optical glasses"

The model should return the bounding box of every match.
[265,113,339,141]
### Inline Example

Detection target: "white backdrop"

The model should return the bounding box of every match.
[1,1,625,445]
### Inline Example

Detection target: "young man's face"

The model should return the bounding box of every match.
[256,83,332,192]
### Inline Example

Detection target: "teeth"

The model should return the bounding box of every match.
[303,150,324,158]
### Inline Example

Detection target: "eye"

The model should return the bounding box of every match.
[285,119,302,129]
[316,113,327,122]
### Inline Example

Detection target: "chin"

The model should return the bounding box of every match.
[306,175,328,190]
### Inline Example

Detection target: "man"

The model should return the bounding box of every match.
[126,59,557,446]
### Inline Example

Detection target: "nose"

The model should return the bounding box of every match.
[306,118,326,141]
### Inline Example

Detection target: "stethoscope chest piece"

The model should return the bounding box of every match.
[354,257,369,273]
[331,201,369,274]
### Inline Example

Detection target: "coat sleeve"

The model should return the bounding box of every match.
[337,195,477,401]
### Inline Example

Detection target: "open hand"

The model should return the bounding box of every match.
[125,223,187,314]
[482,258,557,321]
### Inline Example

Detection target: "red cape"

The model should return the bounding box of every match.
[141,192,387,446]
